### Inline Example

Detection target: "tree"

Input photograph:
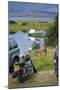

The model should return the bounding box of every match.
[45,15,58,47]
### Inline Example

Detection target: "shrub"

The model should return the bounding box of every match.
[21,22,28,26]
[9,20,16,24]
[32,42,40,50]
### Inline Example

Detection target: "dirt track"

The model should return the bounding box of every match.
[8,70,58,89]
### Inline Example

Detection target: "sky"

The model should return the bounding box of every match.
[8,1,58,20]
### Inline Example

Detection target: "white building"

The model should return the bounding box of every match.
[28,29,35,33]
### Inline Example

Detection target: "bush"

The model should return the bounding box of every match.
[32,42,40,50]
[21,22,28,26]
[22,29,28,32]
[9,20,16,24]
[45,16,58,47]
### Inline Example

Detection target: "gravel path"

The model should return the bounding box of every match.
[8,70,58,89]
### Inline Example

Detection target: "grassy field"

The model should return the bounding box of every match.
[9,20,52,33]
[30,47,55,71]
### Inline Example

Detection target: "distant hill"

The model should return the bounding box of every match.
[8,2,58,21]
[9,10,57,21]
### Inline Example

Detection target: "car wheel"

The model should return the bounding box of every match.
[31,61,37,73]
[9,57,19,73]
[9,65,14,73]
[18,74,24,83]
[33,65,37,73]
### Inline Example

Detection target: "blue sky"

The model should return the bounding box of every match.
[8,2,58,13]
[8,1,58,20]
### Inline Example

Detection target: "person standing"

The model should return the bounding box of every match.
[54,46,58,79]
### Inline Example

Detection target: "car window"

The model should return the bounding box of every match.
[10,38,18,49]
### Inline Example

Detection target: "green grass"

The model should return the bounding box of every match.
[30,47,54,71]
[9,20,50,33]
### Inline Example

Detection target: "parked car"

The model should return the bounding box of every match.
[9,37,20,73]
[9,37,37,74]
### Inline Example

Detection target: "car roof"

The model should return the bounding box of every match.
[9,32,33,55]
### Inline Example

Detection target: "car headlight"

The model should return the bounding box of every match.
[20,54,23,57]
